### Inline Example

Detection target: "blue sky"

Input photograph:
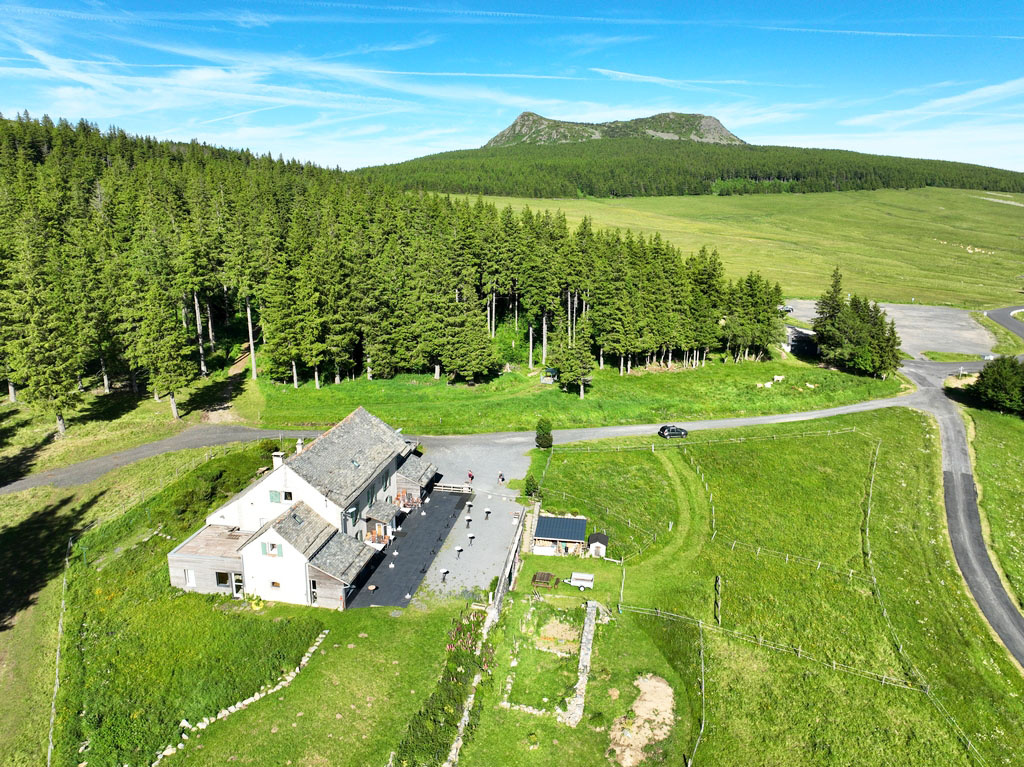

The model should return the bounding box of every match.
[2,1,1023,170]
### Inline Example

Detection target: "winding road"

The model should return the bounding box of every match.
[3,306,1024,665]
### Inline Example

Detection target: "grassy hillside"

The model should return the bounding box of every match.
[235,357,904,434]
[476,408,1024,766]
[355,138,1024,198]
[474,188,1024,308]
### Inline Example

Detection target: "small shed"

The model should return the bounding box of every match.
[587,532,609,558]
[540,367,559,385]
[532,515,587,556]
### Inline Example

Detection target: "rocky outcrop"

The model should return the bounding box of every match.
[484,112,744,148]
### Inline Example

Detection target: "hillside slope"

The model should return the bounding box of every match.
[484,111,745,147]
[353,137,1024,198]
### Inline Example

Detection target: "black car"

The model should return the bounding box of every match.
[658,425,688,439]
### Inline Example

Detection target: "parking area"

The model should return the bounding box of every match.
[347,490,468,608]
[788,299,995,359]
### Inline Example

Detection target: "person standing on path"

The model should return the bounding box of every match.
[467,469,474,484]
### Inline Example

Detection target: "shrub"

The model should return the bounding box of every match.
[535,417,553,449]
[523,473,540,499]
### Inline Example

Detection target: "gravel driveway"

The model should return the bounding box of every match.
[788,299,994,359]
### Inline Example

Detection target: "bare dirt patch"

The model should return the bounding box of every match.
[945,373,979,389]
[607,674,675,767]
[536,617,580,646]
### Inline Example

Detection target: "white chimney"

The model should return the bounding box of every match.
[295,438,304,454]
[272,451,284,469]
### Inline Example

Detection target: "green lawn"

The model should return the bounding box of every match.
[0,361,244,477]
[177,604,459,766]
[235,358,904,435]
[51,444,327,767]
[474,188,1024,308]
[966,407,1024,610]
[922,351,983,362]
[0,444,253,767]
[469,408,1024,766]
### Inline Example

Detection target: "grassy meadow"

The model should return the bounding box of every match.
[973,312,1024,356]
[474,188,1024,308]
[0,358,245,477]
[236,357,904,434]
[0,444,253,767]
[463,408,1024,766]
[967,407,1024,610]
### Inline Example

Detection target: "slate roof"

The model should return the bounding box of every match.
[396,454,438,487]
[309,532,377,585]
[274,502,336,557]
[588,532,609,546]
[239,502,335,557]
[366,499,401,525]
[534,515,587,543]
[286,407,413,509]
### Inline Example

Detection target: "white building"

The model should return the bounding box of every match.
[167,407,437,609]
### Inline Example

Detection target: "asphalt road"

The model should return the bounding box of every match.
[4,307,1024,665]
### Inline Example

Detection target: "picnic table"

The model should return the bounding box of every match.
[531,571,559,589]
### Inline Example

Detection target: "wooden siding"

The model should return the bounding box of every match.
[308,564,348,609]
[167,551,242,594]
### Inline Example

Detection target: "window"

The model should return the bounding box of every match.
[284,491,293,501]
[271,581,280,589]
[215,572,230,587]
[262,542,282,557]
[365,487,372,505]
[183,569,195,587]
[269,490,281,503]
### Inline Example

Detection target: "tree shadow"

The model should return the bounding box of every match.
[0,407,31,451]
[0,491,103,631]
[180,370,248,417]
[0,432,54,487]
[72,389,142,427]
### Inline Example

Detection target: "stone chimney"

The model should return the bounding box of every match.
[272,451,285,469]
[295,438,304,455]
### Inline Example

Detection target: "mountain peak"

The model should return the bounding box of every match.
[484,111,745,148]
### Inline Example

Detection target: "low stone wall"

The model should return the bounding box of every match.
[151,628,330,765]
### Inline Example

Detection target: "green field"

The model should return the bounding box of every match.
[474,188,1024,308]
[237,358,904,434]
[967,407,1024,610]
[0,444,250,766]
[462,408,1024,765]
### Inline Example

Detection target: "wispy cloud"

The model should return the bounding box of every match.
[591,68,809,92]
[338,35,440,56]
[842,76,1024,127]
[745,123,1024,171]
[550,33,652,56]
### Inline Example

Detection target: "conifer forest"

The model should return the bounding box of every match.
[0,115,790,430]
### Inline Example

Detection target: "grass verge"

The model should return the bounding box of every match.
[922,351,983,362]
[972,311,1024,355]
[965,407,1024,610]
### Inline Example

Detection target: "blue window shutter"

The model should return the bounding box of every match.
[261,542,267,556]
[277,545,284,558]
[269,490,281,503]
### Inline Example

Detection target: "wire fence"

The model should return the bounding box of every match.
[717,537,877,584]
[550,427,860,455]
[859,440,990,767]
[691,622,707,766]
[45,447,228,767]
[619,604,924,691]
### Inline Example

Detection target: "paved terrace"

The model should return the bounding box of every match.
[346,490,467,609]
